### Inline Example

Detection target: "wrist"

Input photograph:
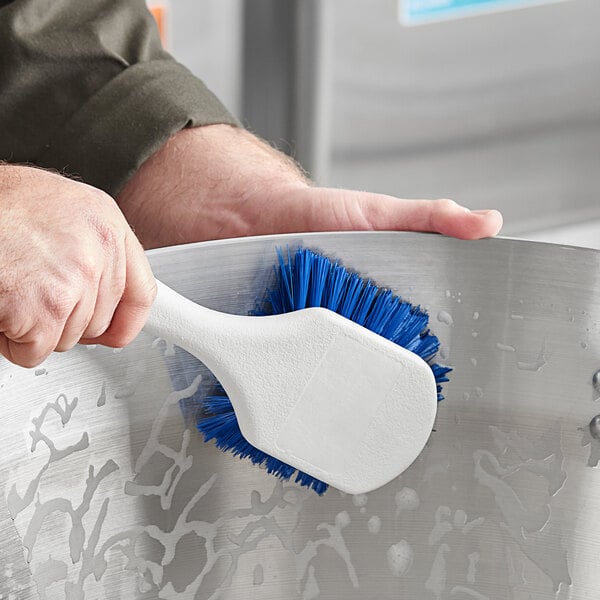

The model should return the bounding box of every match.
[116,124,312,248]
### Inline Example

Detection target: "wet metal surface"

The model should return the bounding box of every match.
[1,232,599,598]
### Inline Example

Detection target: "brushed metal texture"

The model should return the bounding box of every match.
[1,232,599,599]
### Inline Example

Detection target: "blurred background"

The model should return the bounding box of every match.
[149,0,600,248]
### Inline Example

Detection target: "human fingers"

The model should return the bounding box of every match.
[52,215,128,351]
[54,255,126,352]
[0,331,58,368]
[265,187,502,240]
[0,166,144,366]
[0,291,70,367]
[54,289,98,352]
[329,192,503,240]
[422,199,503,239]
[83,233,156,348]
[78,241,127,341]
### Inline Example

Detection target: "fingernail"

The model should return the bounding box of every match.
[471,209,495,216]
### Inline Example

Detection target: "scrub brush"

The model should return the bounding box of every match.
[190,247,451,495]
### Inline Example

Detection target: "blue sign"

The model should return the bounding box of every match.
[401,0,566,25]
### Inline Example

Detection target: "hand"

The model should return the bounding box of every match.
[116,125,502,248]
[0,166,155,367]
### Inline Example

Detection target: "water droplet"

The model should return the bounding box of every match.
[517,358,546,372]
[510,314,524,320]
[496,343,516,353]
[253,564,264,585]
[368,515,382,534]
[96,382,107,408]
[589,415,600,440]
[387,541,413,577]
[593,371,600,394]
[453,509,467,527]
[335,511,351,528]
[471,358,478,367]
[437,311,453,326]
[395,487,420,511]
[352,493,368,507]
[471,331,478,338]
[473,312,479,320]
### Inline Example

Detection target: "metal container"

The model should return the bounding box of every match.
[2,232,599,599]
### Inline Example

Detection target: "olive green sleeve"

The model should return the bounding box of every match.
[0,0,239,196]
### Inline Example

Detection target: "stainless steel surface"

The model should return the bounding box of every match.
[242,0,332,182]
[327,0,600,232]
[2,232,600,599]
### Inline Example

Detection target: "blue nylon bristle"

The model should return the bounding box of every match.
[323,262,347,311]
[308,253,329,307]
[197,246,452,495]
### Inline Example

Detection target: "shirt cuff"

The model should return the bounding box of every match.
[36,59,240,196]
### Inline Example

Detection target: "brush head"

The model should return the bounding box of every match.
[197,247,451,495]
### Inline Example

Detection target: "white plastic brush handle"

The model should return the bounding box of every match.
[144,279,439,495]
[145,280,248,378]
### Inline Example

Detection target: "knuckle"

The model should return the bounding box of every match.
[435,198,457,211]
[69,254,101,284]
[41,288,76,323]
[1,315,28,342]
[86,211,120,253]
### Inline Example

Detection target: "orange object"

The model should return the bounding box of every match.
[148,3,168,48]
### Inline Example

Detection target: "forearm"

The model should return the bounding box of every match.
[116,124,502,248]
[116,124,311,248]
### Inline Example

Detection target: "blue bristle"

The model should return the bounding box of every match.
[293,245,312,310]
[308,253,329,307]
[351,281,379,326]
[365,290,396,335]
[339,273,364,319]
[197,247,452,495]
[203,393,235,415]
[323,262,347,312]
